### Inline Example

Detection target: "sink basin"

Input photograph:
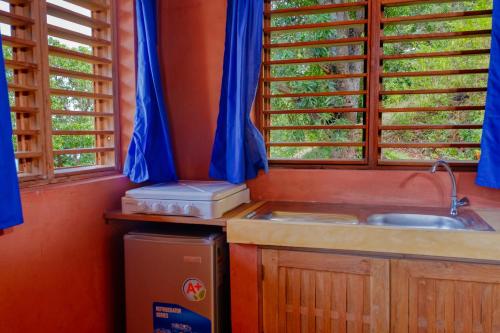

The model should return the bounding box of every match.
[247,211,359,224]
[367,213,494,231]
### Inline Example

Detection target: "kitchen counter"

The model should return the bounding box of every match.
[226,201,500,261]
[104,202,257,228]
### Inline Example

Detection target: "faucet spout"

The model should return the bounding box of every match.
[430,160,469,216]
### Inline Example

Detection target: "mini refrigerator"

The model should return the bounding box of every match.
[124,230,228,333]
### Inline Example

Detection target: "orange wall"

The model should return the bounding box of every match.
[0,1,137,332]
[159,0,500,208]
[0,176,135,333]
[248,169,500,208]
[159,0,227,180]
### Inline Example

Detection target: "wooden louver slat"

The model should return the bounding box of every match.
[379,87,487,95]
[52,147,115,155]
[265,36,368,50]
[0,10,35,26]
[263,108,367,114]
[11,106,38,114]
[13,129,39,136]
[52,130,114,136]
[379,124,482,130]
[381,29,491,43]
[49,67,113,82]
[265,19,368,33]
[382,49,490,60]
[8,83,38,92]
[51,109,114,117]
[264,125,366,130]
[378,143,481,149]
[265,73,367,82]
[381,10,492,25]
[15,151,43,159]
[62,0,110,11]
[380,106,485,113]
[266,1,368,17]
[265,55,367,66]
[1,35,37,48]
[382,0,469,7]
[267,142,366,147]
[48,45,112,64]
[4,59,38,70]
[49,88,113,100]
[3,0,33,5]
[46,2,110,29]
[381,69,489,78]
[47,24,111,47]
[265,90,367,98]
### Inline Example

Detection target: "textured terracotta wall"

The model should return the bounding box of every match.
[0,1,137,332]
[117,0,136,165]
[0,176,135,333]
[247,169,500,208]
[159,0,227,180]
[159,0,500,208]
[229,244,260,333]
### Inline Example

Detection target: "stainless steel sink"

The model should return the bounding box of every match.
[244,202,494,232]
[366,213,494,231]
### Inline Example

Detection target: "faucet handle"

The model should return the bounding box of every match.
[457,197,470,207]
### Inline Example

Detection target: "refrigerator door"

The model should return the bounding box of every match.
[125,232,222,333]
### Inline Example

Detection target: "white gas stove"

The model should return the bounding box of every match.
[121,181,250,219]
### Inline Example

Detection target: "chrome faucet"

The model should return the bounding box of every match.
[430,160,469,216]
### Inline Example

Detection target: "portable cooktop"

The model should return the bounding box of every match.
[121,181,250,219]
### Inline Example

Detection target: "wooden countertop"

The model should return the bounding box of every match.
[104,202,257,227]
[227,202,500,262]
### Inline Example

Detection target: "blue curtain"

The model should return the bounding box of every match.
[477,0,500,189]
[0,36,23,229]
[124,0,178,183]
[209,0,268,184]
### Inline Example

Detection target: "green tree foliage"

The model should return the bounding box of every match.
[48,37,96,168]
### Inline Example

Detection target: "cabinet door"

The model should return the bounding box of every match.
[391,259,500,333]
[261,249,389,333]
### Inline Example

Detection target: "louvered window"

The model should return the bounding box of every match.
[262,0,370,164]
[260,0,492,168]
[1,0,116,185]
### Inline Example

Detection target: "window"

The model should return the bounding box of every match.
[260,0,492,168]
[1,0,117,185]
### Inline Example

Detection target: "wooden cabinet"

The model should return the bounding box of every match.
[261,249,390,333]
[259,250,500,333]
[391,259,500,333]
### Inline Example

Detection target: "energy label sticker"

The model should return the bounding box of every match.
[153,302,211,333]
[182,278,206,302]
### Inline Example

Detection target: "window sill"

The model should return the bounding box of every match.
[19,167,127,190]
[268,161,478,172]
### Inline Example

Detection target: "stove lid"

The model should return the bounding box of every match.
[125,180,247,201]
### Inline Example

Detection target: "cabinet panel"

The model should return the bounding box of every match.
[391,259,500,333]
[262,249,389,333]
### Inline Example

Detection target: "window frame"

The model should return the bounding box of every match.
[258,0,491,171]
[2,0,121,188]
